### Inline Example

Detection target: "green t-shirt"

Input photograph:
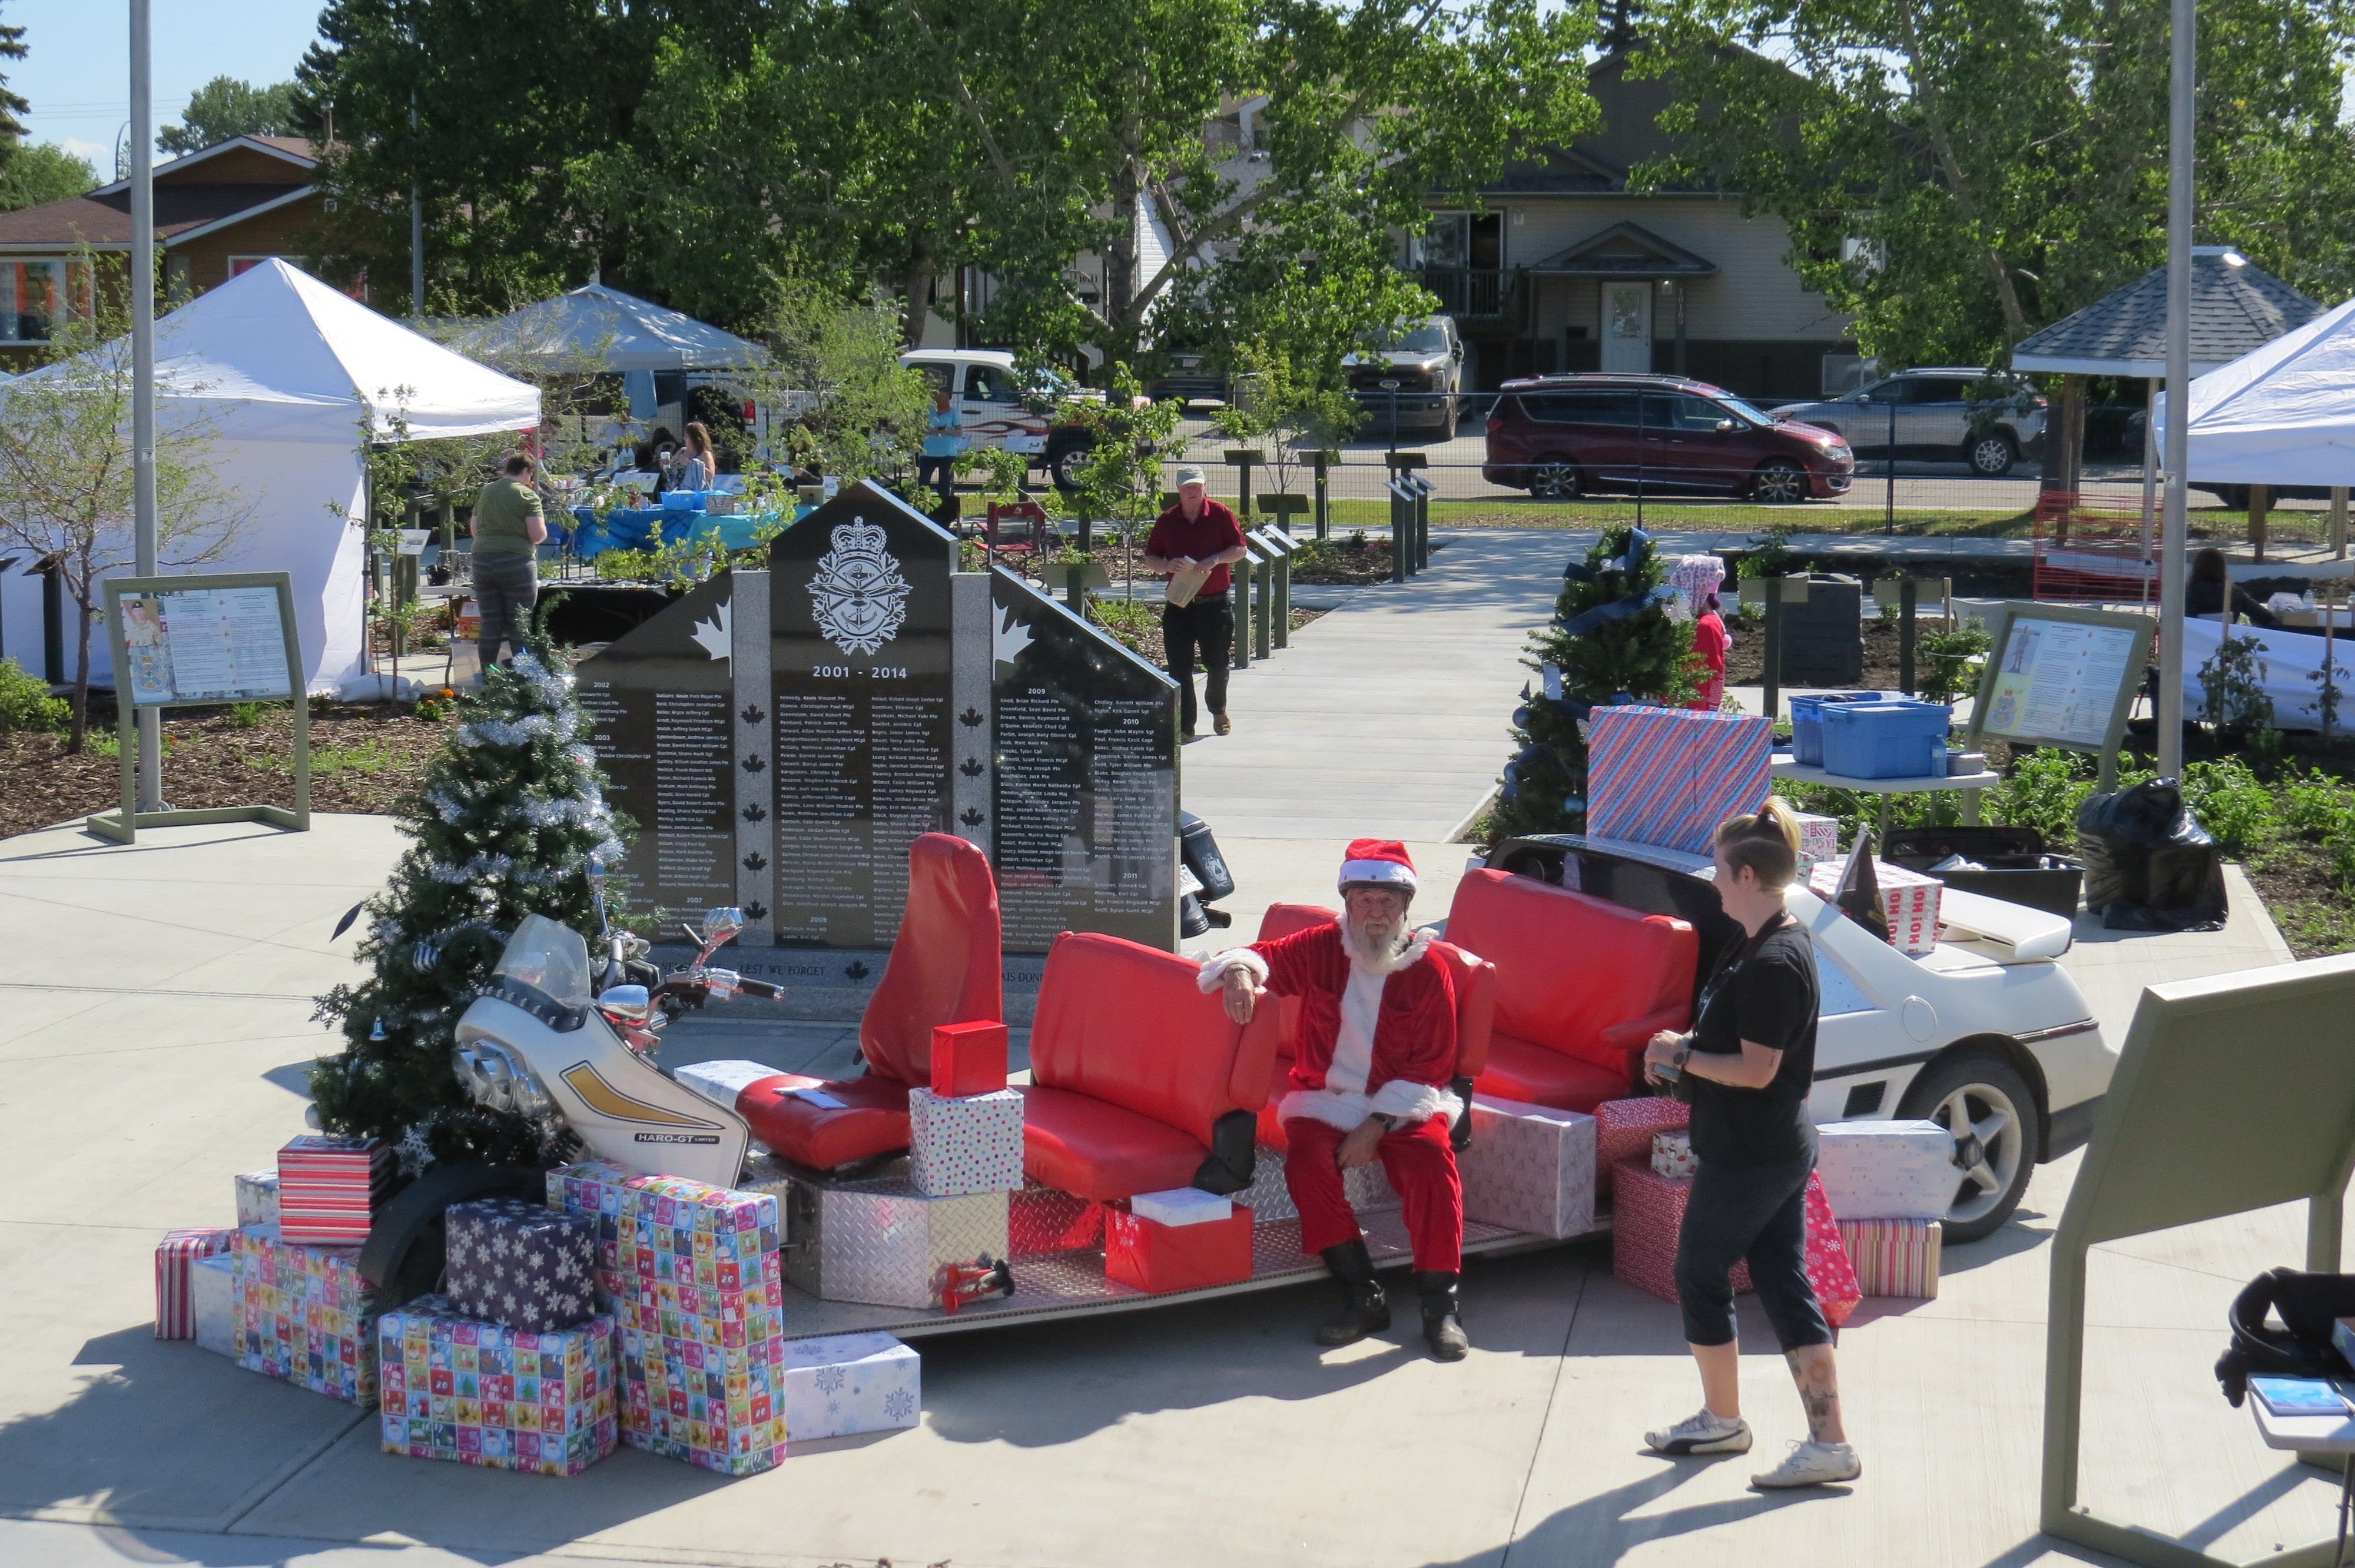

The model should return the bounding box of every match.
[472,479,544,557]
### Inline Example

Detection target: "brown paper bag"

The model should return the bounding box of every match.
[1165,559,1213,608]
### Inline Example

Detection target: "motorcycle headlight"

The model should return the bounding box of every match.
[508,1059,552,1119]
[475,1050,516,1113]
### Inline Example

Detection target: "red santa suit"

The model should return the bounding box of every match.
[1198,920,1465,1273]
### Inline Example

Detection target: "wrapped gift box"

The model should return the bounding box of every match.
[1457,1096,1597,1240]
[1007,1183,1105,1258]
[1238,1142,1397,1225]
[1104,1205,1255,1293]
[1611,1162,1860,1327]
[377,1295,618,1476]
[782,1331,921,1445]
[908,1088,1024,1197]
[1651,1131,1697,1180]
[1815,1119,1956,1221]
[233,1224,379,1403]
[193,1252,238,1357]
[620,1324,787,1475]
[155,1227,234,1339]
[276,1135,394,1245]
[235,1169,280,1230]
[1130,1188,1232,1227]
[1836,1218,1942,1299]
[931,1021,1010,1097]
[445,1198,598,1333]
[777,1168,1008,1310]
[674,1058,778,1113]
[547,1162,783,1318]
[1792,812,1840,873]
[1807,859,1945,957]
[1594,1097,1689,1196]
[1587,705,1772,855]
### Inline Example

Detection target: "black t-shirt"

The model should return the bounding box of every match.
[1687,919,1820,1168]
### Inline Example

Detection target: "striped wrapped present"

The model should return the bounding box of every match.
[1587,705,1772,855]
[1836,1217,1942,1299]
[154,1227,234,1338]
[277,1135,394,1245]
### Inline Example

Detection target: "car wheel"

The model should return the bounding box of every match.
[1049,440,1091,493]
[1898,1050,2042,1244]
[1750,459,1808,504]
[1966,431,2017,477]
[1529,460,1582,500]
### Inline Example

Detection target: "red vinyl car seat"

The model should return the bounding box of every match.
[1019,932,1283,1200]
[1445,868,1695,1113]
[735,833,1004,1170]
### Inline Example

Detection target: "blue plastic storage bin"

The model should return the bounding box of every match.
[1817,700,1953,780]
[1789,691,1896,767]
[660,489,708,513]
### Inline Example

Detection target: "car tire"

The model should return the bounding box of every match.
[1528,459,1583,500]
[1898,1049,2042,1244]
[1750,459,1809,504]
[1966,431,2017,477]
[1048,439,1092,493]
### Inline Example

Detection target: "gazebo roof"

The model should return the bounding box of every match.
[2012,248,2323,378]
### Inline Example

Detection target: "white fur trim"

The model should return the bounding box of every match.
[1196,947,1269,993]
[1281,1082,1464,1131]
[1369,1077,1462,1126]
[1338,858,1418,895]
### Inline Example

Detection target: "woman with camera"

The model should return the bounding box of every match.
[1639,799,1860,1490]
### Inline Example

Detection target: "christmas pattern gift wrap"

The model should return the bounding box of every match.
[232,1224,379,1403]
[907,1087,1024,1197]
[155,1227,234,1339]
[276,1135,394,1245]
[1457,1096,1597,1240]
[1612,1164,1860,1327]
[235,1169,280,1230]
[1836,1218,1942,1299]
[782,1332,921,1445]
[1587,705,1772,855]
[192,1252,238,1357]
[1594,1097,1689,1197]
[619,1324,788,1475]
[445,1198,599,1334]
[614,1182,785,1348]
[1814,1118,1957,1221]
[1792,812,1840,873]
[1650,1131,1697,1180]
[377,1295,618,1477]
[546,1160,635,1306]
[1806,859,1945,957]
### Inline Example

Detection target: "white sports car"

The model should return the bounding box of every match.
[1477,835,2114,1241]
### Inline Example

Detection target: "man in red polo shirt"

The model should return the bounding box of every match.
[1142,464,1249,738]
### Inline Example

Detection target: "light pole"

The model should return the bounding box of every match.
[2155,0,2194,778]
[130,0,161,811]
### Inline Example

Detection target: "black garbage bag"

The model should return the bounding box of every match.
[2075,778,2228,931]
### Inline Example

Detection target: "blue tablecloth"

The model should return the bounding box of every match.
[570,506,798,560]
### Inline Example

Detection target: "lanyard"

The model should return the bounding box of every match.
[1696,915,1792,1029]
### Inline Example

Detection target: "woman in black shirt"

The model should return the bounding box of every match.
[1638,798,1860,1489]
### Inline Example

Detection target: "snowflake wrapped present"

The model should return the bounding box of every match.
[445,1198,599,1334]
[782,1331,921,1445]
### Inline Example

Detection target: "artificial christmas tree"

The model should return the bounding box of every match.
[1490,526,1698,840]
[311,640,629,1172]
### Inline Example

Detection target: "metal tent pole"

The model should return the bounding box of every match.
[2155,0,2194,780]
[130,0,162,812]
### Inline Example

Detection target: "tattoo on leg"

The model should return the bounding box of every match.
[1785,1351,1842,1441]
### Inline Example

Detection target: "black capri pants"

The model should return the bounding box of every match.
[1673,1152,1832,1350]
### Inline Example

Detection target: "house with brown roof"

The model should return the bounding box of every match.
[0,135,326,359]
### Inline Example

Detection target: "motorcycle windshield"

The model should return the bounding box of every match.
[493,913,593,1009]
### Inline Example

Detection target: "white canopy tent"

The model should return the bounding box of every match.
[2151,294,2355,487]
[452,283,768,373]
[0,259,538,692]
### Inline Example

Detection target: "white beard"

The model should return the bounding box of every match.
[1342,915,1415,974]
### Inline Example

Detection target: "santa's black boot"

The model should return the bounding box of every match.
[1419,1271,1469,1361]
[1315,1239,1389,1346]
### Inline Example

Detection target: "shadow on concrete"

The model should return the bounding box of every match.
[1415,1462,1836,1567]
[1939,1208,2058,1277]
[260,1060,320,1100]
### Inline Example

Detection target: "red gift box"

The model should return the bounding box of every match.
[277,1135,394,1245]
[931,1021,1010,1097]
[1611,1160,1859,1328]
[154,1227,234,1339]
[1104,1205,1255,1294]
[1594,1097,1689,1197]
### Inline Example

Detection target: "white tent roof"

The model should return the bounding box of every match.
[2152,293,2355,486]
[455,283,769,373]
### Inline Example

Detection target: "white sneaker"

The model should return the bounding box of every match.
[1644,1407,1753,1456]
[1750,1439,1862,1489]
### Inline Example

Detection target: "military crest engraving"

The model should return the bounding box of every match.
[808,518,911,656]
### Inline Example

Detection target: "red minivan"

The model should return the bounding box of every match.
[1482,373,1855,503]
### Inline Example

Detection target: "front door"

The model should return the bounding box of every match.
[1601,283,1653,374]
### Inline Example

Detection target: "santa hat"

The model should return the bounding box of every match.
[1338,839,1418,898]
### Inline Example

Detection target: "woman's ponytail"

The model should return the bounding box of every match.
[1714,796,1804,890]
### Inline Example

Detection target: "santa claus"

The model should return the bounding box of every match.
[1197,841,1468,1360]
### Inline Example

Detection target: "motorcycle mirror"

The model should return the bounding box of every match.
[596,984,652,1025]
[698,907,746,949]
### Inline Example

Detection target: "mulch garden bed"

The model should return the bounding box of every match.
[1724,617,1915,690]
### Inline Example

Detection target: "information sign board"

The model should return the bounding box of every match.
[1965,601,2155,785]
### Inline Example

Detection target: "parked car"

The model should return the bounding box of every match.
[1482,373,1856,503]
[900,348,1098,491]
[1344,315,1465,440]
[1146,350,1231,407]
[1771,368,2047,477]
[1478,835,2115,1241]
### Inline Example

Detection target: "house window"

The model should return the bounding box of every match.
[0,258,87,344]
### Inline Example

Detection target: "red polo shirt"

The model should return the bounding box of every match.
[1146,498,1248,598]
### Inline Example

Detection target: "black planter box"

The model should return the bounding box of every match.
[1883,826,2084,921]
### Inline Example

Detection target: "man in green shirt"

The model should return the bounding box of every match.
[470,454,548,670]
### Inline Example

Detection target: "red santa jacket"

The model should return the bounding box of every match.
[1202,922,1459,1128]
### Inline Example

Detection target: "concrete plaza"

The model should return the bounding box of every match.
[0,532,2341,1567]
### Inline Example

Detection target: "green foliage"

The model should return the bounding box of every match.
[1779,779,1963,844]
[1490,527,1699,840]
[2178,758,2277,855]
[1089,594,1158,653]
[1986,747,2099,847]
[158,77,300,156]
[956,446,1033,510]
[751,280,933,481]
[2197,633,2276,733]
[0,656,66,733]
[593,531,727,589]
[0,139,95,211]
[227,700,270,730]
[1210,341,1358,497]
[1917,618,1993,706]
[310,637,629,1171]
[1053,365,1184,552]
